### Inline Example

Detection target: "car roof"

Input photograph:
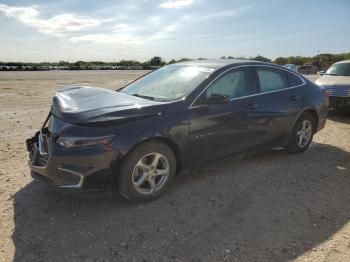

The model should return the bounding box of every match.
[335,60,350,64]
[175,59,272,69]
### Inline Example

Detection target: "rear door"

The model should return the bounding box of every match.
[253,66,305,147]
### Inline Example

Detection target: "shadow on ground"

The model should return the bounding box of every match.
[12,142,350,262]
[328,108,350,124]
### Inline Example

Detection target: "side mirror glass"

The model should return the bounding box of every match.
[319,71,325,76]
[207,94,230,105]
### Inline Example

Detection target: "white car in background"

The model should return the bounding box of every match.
[315,60,350,109]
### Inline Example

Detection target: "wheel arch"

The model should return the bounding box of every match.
[120,135,184,174]
[294,107,319,133]
[302,108,318,133]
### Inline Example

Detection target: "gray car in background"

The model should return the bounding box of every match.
[298,65,317,75]
[315,60,350,109]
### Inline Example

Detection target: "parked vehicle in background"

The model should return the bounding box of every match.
[284,64,298,72]
[26,60,328,202]
[315,60,350,109]
[298,65,317,75]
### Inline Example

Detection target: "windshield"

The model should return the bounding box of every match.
[120,65,214,102]
[326,63,350,76]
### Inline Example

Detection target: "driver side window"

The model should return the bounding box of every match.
[206,68,254,100]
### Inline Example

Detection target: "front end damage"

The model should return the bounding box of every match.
[26,113,119,190]
[26,86,165,190]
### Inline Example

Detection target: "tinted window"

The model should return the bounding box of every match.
[206,68,255,99]
[286,71,303,87]
[257,68,288,92]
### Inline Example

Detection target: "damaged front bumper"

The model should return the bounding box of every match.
[26,119,119,190]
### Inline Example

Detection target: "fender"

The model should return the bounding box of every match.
[111,124,188,171]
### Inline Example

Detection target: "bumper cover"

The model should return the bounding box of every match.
[26,130,118,189]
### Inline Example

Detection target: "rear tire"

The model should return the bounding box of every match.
[118,141,176,202]
[285,112,315,154]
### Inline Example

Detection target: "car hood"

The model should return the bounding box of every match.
[51,86,166,125]
[315,75,350,87]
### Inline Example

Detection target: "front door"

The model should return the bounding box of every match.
[187,67,260,166]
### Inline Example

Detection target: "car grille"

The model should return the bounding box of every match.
[324,86,350,97]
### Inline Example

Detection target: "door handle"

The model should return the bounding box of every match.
[246,103,258,111]
[289,95,300,102]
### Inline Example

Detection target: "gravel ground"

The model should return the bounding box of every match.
[0,71,349,262]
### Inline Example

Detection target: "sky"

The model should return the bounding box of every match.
[0,0,349,62]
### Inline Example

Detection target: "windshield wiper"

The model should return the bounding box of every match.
[325,73,340,76]
[132,93,155,100]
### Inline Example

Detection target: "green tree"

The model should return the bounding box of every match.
[177,58,191,63]
[274,57,288,65]
[149,56,163,66]
[58,61,70,66]
[251,55,271,63]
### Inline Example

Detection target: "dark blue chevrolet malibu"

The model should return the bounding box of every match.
[26,60,328,201]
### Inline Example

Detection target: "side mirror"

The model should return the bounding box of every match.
[207,94,230,105]
[319,71,325,76]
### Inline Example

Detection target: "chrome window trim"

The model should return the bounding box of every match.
[188,64,306,109]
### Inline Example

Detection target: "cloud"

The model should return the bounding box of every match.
[70,23,176,45]
[70,34,143,45]
[0,2,249,50]
[159,0,194,9]
[0,3,101,35]
[113,23,139,33]
[200,10,243,20]
[68,7,243,46]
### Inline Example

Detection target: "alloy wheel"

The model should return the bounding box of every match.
[296,119,312,148]
[131,152,170,195]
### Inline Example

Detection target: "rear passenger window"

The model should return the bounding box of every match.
[257,68,288,92]
[286,71,303,87]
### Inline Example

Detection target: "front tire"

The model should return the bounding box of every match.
[118,141,176,202]
[286,112,315,153]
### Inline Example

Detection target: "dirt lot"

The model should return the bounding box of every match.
[0,70,349,262]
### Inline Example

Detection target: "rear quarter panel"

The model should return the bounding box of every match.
[298,79,328,131]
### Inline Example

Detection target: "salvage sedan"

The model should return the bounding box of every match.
[26,60,328,201]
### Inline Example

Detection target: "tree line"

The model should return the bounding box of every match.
[0,57,167,71]
[1,53,349,71]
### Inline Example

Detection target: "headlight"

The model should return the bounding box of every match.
[56,135,115,148]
